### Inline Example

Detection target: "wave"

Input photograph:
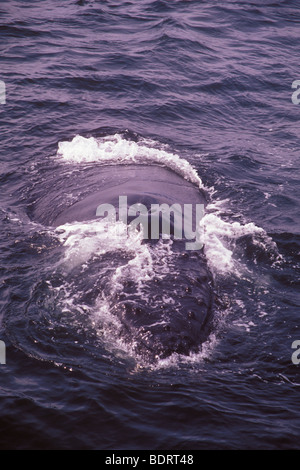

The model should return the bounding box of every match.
[56,133,204,188]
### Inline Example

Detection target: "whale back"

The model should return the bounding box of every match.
[30,163,214,362]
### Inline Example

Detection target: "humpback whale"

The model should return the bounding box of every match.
[31,162,214,362]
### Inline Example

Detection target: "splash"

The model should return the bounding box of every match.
[56,133,203,188]
[199,209,281,276]
[55,218,172,287]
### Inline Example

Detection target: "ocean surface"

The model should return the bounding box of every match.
[1,0,300,450]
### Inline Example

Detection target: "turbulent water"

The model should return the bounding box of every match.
[1,0,300,450]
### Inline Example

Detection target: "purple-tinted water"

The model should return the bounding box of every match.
[0,0,300,450]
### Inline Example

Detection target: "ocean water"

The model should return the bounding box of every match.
[0,0,300,450]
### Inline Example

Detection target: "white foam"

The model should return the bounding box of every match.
[199,209,281,276]
[55,218,173,288]
[147,332,219,371]
[56,133,203,188]
[55,218,145,271]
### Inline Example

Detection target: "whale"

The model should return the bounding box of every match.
[31,163,214,362]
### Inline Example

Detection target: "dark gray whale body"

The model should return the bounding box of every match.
[33,163,214,362]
